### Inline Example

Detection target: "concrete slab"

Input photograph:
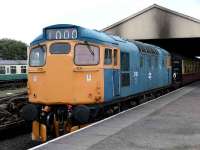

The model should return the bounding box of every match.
[31,82,200,150]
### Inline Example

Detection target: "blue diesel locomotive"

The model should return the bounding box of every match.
[22,24,172,141]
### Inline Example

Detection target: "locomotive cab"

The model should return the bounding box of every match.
[28,40,105,105]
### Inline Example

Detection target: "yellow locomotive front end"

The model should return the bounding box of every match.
[28,40,103,105]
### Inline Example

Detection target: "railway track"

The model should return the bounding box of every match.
[0,91,28,131]
[0,80,27,90]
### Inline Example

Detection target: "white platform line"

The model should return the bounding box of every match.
[29,86,185,150]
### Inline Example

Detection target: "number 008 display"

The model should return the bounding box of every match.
[45,28,77,40]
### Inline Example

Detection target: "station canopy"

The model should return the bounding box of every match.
[102,4,200,58]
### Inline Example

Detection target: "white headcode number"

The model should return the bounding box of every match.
[64,30,69,39]
[47,28,77,40]
[56,31,62,39]
[72,29,77,39]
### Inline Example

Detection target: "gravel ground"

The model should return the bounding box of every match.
[0,125,40,150]
[0,133,39,150]
[0,87,27,98]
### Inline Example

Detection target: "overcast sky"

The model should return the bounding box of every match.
[0,0,199,44]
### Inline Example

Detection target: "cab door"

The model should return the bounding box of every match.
[104,48,120,101]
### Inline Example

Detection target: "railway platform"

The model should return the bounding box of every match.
[31,81,200,150]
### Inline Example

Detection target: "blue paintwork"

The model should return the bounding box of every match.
[31,24,172,103]
[113,70,120,96]
[104,69,120,102]
[104,69,114,101]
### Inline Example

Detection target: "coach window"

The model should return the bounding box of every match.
[50,43,70,54]
[11,66,16,74]
[0,66,5,74]
[199,63,200,72]
[74,44,99,65]
[21,66,26,73]
[167,56,171,68]
[104,48,112,65]
[29,46,46,67]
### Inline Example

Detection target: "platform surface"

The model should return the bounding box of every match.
[31,82,200,150]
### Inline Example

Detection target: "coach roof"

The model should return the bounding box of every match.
[0,60,27,65]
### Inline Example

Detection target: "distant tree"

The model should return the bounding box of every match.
[0,38,27,60]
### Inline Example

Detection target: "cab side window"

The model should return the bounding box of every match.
[104,48,112,65]
[114,49,118,66]
[121,52,130,71]
[121,52,130,87]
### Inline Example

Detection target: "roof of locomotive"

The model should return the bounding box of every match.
[31,24,118,46]
[0,60,27,65]
[30,24,169,55]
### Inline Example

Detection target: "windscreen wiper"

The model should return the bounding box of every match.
[84,41,94,56]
